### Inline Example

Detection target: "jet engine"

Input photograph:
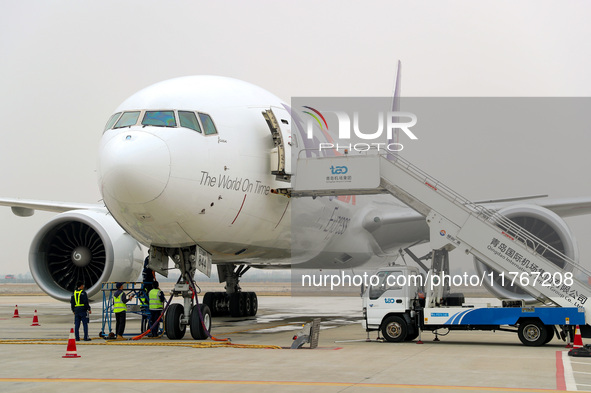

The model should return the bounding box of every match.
[29,210,143,301]
[473,204,578,303]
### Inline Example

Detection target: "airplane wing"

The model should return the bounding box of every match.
[367,196,591,254]
[0,197,107,216]
[483,197,591,218]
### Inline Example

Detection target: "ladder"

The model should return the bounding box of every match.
[292,152,591,323]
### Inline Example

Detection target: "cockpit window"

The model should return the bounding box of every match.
[104,112,122,131]
[142,111,177,127]
[107,110,218,135]
[179,111,202,133]
[114,111,141,128]
[198,113,218,135]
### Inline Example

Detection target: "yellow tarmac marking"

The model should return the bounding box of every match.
[0,339,281,349]
[0,377,587,391]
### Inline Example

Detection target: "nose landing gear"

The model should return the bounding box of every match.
[157,246,213,340]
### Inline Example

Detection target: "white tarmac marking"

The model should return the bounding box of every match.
[563,351,579,391]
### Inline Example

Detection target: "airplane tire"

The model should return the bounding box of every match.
[190,304,212,340]
[229,293,244,317]
[249,292,258,316]
[243,292,252,316]
[518,320,547,346]
[381,316,408,342]
[203,292,216,316]
[165,303,186,340]
[219,292,230,315]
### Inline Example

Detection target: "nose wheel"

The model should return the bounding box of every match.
[165,303,186,339]
[190,304,212,340]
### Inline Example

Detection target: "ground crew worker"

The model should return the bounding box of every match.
[70,282,91,341]
[113,282,134,340]
[148,281,165,337]
[139,288,150,333]
[143,252,155,292]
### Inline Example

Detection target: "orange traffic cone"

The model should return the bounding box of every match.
[62,328,81,358]
[12,305,20,318]
[30,310,40,326]
[573,325,584,349]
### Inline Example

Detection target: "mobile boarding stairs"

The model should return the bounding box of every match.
[289,151,591,327]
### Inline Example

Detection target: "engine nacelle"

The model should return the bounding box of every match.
[473,204,579,303]
[29,210,143,302]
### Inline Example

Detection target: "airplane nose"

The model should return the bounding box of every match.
[99,131,171,204]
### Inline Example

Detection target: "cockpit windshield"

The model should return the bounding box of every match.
[179,111,202,133]
[142,111,176,127]
[104,112,122,131]
[114,111,140,129]
[104,109,218,135]
[199,113,218,135]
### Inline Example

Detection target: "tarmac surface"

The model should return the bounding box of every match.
[0,290,589,393]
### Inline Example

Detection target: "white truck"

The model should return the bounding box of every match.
[362,263,585,346]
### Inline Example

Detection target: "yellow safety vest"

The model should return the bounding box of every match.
[74,290,84,307]
[139,293,148,308]
[113,294,126,313]
[149,289,163,310]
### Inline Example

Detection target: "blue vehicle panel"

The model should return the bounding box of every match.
[442,307,584,326]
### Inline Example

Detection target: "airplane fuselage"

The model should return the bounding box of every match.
[98,76,425,269]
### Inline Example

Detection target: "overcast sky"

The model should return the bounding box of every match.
[1,1,590,274]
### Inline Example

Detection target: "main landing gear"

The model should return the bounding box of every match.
[202,264,258,318]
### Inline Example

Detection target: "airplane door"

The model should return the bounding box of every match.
[262,107,292,182]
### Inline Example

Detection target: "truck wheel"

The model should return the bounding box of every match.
[382,316,408,342]
[405,331,419,341]
[518,320,547,346]
[544,326,555,344]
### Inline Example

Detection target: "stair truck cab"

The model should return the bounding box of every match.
[362,264,586,346]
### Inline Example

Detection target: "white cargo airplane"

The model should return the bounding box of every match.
[2,68,591,339]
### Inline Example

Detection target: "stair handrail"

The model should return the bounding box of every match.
[381,152,591,283]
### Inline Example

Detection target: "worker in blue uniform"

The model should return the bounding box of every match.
[113,282,134,340]
[148,281,165,337]
[70,282,92,341]
[138,288,150,333]
[142,252,155,292]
